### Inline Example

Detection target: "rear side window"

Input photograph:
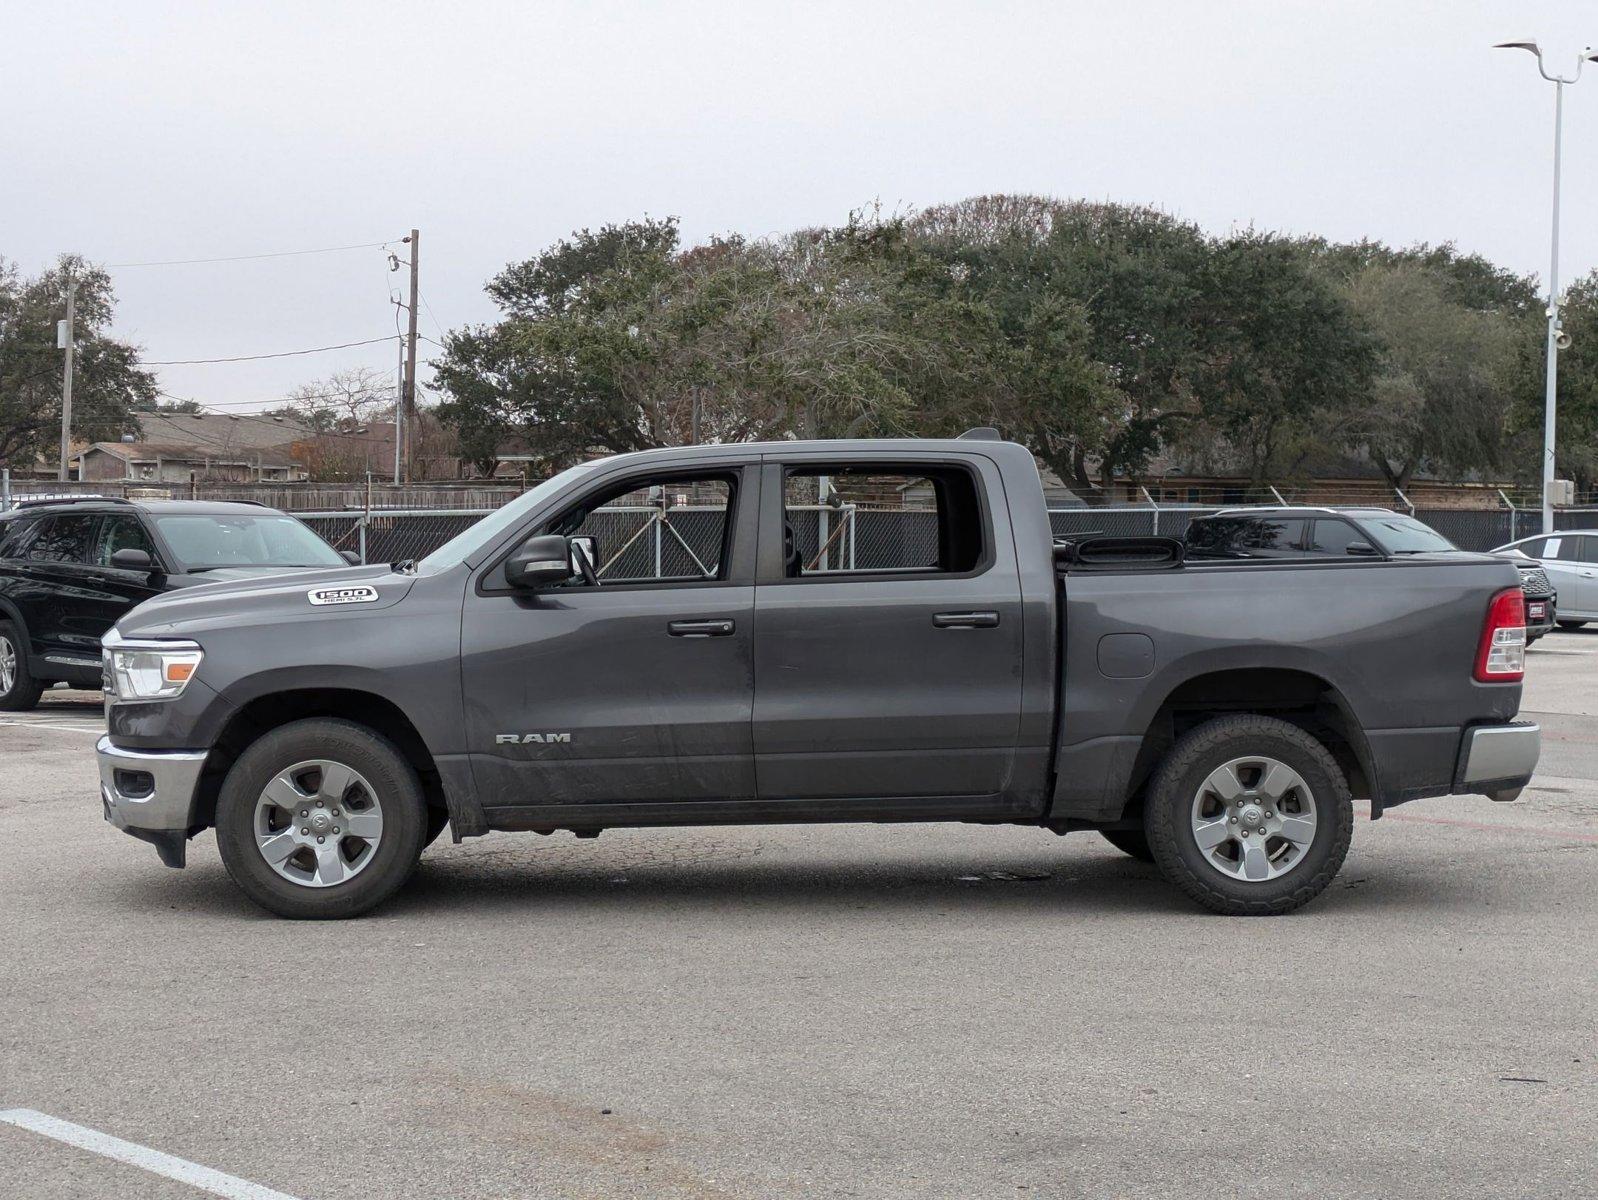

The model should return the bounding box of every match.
[0,517,35,558]
[1185,517,1305,559]
[780,465,985,577]
[26,515,101,564]
[1515,537,1550,558]
[1542,537,1572,561]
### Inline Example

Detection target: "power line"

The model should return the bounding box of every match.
[140,336,399,366]
[107,241,392,268]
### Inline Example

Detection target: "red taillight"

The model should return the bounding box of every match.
[1475,587,1526,682]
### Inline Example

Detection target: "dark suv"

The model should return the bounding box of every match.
[0,497,349,709]
[1184,507,1557,642]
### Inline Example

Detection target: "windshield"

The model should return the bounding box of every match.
[415,462,601,574]
[1362,515,1458,554]
[153,514,345,571]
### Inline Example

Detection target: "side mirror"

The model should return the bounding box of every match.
[340,550,362,565]
[110,548,154,572]
[1345,541,1380,557]
[505,534,576,589]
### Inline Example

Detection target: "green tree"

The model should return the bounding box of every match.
[1188,234,1375,484]
[433,217,955,471]
[908,197,1198,502]
[1339,261,1520,489]
[0,255,154,467]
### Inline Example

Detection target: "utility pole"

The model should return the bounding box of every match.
[57,277,76,482]
[402,228,420,482]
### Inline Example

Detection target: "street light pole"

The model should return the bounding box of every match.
[1546,78,1564,536]
[1497,41,1598,533]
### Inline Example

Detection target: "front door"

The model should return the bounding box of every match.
[461,465,760,815]
[751,457,1026,808]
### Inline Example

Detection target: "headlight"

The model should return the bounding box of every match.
[102,631,203,702]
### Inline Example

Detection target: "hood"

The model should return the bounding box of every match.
[116,563,417,640]
[164,564,348,589]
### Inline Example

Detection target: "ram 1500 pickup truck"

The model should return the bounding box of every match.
[96,432,1541,919]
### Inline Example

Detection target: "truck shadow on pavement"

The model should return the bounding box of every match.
[108,845,1480,921]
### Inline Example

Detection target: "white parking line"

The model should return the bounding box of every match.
[0,719,102,734]
[0,1109,303,1200]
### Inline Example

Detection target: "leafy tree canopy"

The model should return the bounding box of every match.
[0,255,154,466]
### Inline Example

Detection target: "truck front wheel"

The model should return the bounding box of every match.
[1143,715,1352,916]
[215,718,429,919]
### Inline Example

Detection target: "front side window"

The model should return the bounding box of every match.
[97,516,158,568]
[780,465,984,577]
[1307,519,1364,555]
[26,514,100,564]
[543,473,734,586]
[152,514,344,571]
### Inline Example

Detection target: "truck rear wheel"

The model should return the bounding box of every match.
[1099,829,1155,862]
[1143,715,1352,916]
[215,718,428,919]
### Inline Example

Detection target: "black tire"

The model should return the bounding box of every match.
[1143,714,1353,916]
[1557,620,1587,631]
[215,718,428,919]
[0,622,44,712]
[422,804,450,849]
[1100,828,1155,863]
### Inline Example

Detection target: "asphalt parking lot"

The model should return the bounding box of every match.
[2,638,1595,1200]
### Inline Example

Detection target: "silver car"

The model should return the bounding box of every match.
[1493,532,1597,629]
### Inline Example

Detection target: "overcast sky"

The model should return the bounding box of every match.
[7,0,1598,410]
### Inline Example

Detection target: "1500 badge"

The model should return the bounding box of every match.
[307,584,380,606]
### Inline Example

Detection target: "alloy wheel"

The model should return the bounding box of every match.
[253,759,384,888]
[1190,755,1318,883]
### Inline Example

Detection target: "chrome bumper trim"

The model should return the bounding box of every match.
[97,735,208,832]
[1458,722,1540,801]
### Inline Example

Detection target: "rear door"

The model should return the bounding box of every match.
[15,513,110,672]
[1574,536,1598,615]
[750,454,1025,810]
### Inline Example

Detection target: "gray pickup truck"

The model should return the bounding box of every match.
[96,433,1540,919]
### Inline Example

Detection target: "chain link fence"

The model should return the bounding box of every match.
[283,502,1598,567]
[14,467,1598,561]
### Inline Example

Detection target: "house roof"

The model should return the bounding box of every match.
[79,441,301,467]
[134,411,311,453]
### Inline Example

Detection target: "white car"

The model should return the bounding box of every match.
[1493,533,1596,629]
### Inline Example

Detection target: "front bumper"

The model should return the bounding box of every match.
[97,735,207,866]
[1455,722,1541,802]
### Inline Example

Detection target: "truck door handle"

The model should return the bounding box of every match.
[668,618,735,638]
[932,611,999,629]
